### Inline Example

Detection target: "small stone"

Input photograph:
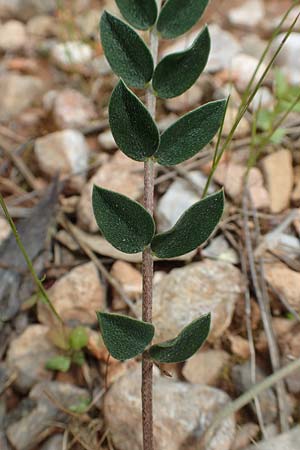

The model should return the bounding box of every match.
[76,9,101,38]
[34,129,89,178]
[51,41,93,70]
[104,366,235,450]
[0,362,14,395]
[245,426,300,450]
[250,87,274,112]
[38,262,105,326]
[231,54,267,92]
[98,129,117,150]
[111,260,142,300]
[27,15,58,38]
[262,149,293,213]
[242,35,268,60]
[214,162,269,210]
[232,423,260,450]
[50,89,97,129]
[77,151,143,232]
[0,0,56,20]
[232,362,277,423]
[0,73,44,121]
[229,0,265,28]
[228,335,250,359]
[0,20,26,52]
[202,235,239,264]
[272,33,300,85]
[157,171,214,231]
[0,216,10,245]
[208,25,241,72]
[183,350,230,385]
[7,381,89,450]
[6,325,57,392]
[279,324,300,393]
[141,260,245,343]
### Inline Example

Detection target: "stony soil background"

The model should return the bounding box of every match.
[1,1,300,449]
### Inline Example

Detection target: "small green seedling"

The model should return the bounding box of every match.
[92,1,226,449]
[46,325,89,372]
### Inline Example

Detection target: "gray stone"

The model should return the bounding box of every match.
[245,426,300,450]
[272,33,300,85]
[40,434,64,450]
[6,325,56,392]
[104,366,235,450]
[202,235,239,264]
[229,0,265,28]
[183,350,230,385]
[231,362,277,424]
[51,41,93,70]
[0,362,14,395]
[0,73,44,121]
[0,0,56,20]
[141,260,245,343]
[7,382,89,450]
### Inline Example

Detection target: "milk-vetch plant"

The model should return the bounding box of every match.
[92,1,226,448]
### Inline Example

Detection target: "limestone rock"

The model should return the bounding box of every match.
[50,89,97,129]
[6,325,56,392]
[0,73,44,121]
[110,260,142,300]
[223,107,250,138]
[231,54,267,92]
[104,367,235,450]
[0,0,56,20]
[272,33,300,85]
[77,151,143,232]
[262,150,293,213]
[0,20,26,52]
[98,130,117,151]
[51,41,93,71]
[140,260,245,343]
[183,350,230,385]
[229,0,265,28]
[34,129,89,178]
[38,262,104,326]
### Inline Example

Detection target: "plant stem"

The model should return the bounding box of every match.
[142,4,161,448]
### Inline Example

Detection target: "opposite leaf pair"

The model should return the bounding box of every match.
[110,80,226,165]
[97,311,211,363]
[92,185,224,258]
[100,9,211,98]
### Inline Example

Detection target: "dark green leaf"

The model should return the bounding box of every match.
[157,0,209,39]
[92,185,155,254]
[151,190,224,258]
[100,11,154,88]
[97,312,155,360]
[109,80,160,161]
[45,355,71,372]
[69,327,88,350]
[149,313,211,363]
[152,26,210,98]
[155,100,226,165]
[115,0,158,30]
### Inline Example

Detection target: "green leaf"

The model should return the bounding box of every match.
[69,327,88,351]
[157,0,209,39]
[92,185,155,254]
[45,355,71,372]
[152,26,210,98]
[151,190,224,258]
[97,312,155,361]
[109,80,160,161]
[69,397,91,413]
[72,350,85,367]
[100,11,154,88]
[155,100,226,166]
[149,314,211,363]
[115,0,158,30]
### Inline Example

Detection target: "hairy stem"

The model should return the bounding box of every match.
[142,4,161,448]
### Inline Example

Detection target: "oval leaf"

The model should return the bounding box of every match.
[149,314,211,363]
[92,185,155,254]
[69,327,88,351]
[157,0,209,39]
[151,190,224,258]
[116,0,158,30]
[109,80,160,161]
[46,355,71,372]
[155,99,226,166]
[97,312,155,360]
[153,26,210,99]
[100,11,154,88]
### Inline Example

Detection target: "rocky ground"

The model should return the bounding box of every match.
[1,0,300,449]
